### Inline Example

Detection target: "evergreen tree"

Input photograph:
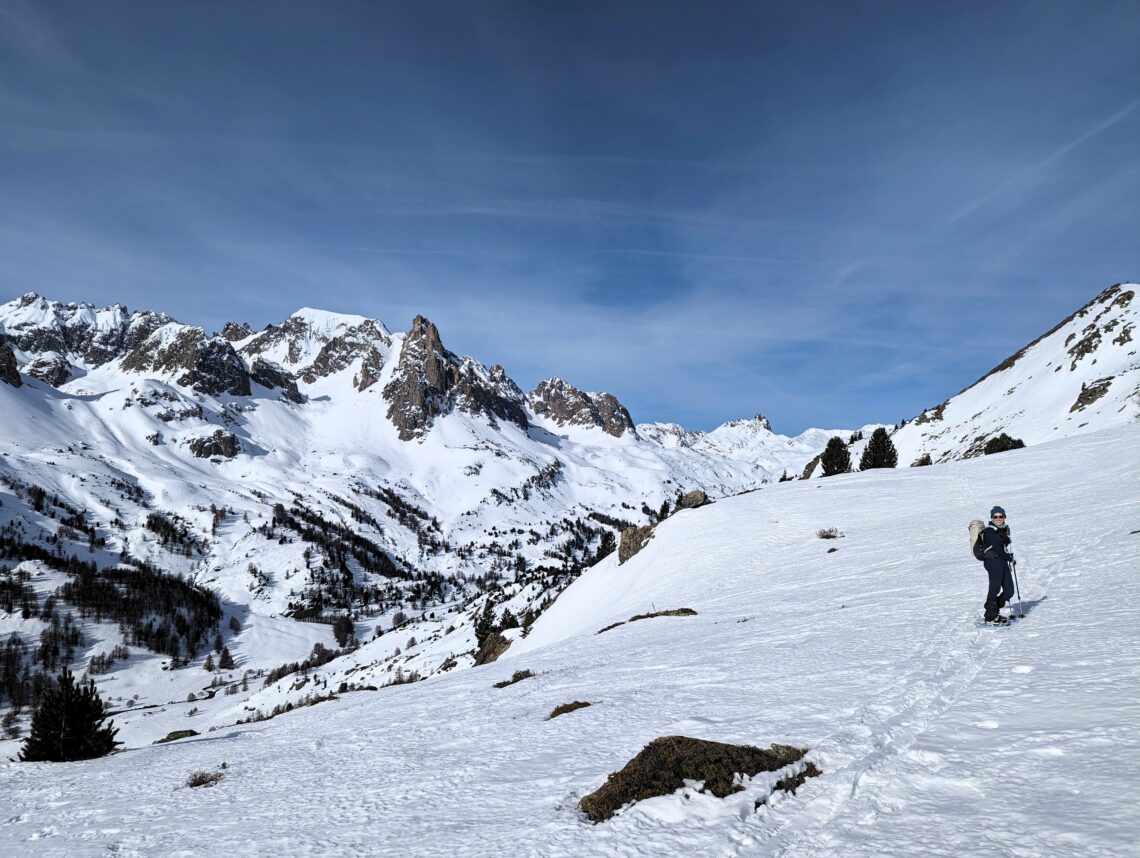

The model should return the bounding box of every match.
[658,499,670,521]
[19,666,119,762]
[332,615,354,648]
[859,427,898,470]
[218,647,235,670]
[499,608,519,630]
[595,531,617,563]
[203,653,215,671]
[819,437,852,477]
[474,599,496,649]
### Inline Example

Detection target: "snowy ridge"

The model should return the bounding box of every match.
[891,282,1140,464]
[1,424,1136,855]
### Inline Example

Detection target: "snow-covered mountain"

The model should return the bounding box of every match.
[2,421,1136,856]
[0,292,845,743]
[0,283,1136,768]
[891,282,1139,464]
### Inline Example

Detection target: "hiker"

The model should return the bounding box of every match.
[981,506,1014,624]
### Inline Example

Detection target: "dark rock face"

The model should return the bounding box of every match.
[384,316,528,441]
[619,525,654,565]
[122,326,251,397]
[0,338,21,387]
[527,378,634,437]
[23,354,72,387]
[188,429,240,459]
[221,322,254,342]
[239,315,324,366]
[250,358,304,403]
[296,320,391,390]
[473,630,512,666]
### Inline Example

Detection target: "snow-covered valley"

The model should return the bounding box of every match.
[1,422,1137,856]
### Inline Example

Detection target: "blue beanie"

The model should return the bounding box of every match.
[990,506,1006,517]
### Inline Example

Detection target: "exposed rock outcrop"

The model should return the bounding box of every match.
[241,318,303,364]
[23,353,71,387]
[527,378,634,437]
[675,489,711,510]
[297,320,392,390]
[122,325,251,397]
[221,321,253,342]
[384,316,528,441]
[0,336,21,387]
[250,358,304,403]
[188,429,240,459]
[473,630,512,666]
[619,525,654,565]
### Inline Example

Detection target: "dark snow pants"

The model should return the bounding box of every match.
[983,557,1014,613]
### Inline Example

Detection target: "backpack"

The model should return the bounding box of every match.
[968,519,986,561]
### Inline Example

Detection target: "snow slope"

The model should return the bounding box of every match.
[891,282,1139,465]
[2,423,1136,856]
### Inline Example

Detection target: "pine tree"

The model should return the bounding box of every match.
[859,427,898,470]
[658,499,670,521]
[595,530,617,563]
[218,647,235,670]
[19,666,119,762]
[203,653,215,671]
[499,609,519,630]
[819,437,852,477]
[474,599,496,649]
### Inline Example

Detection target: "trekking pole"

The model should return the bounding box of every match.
[1011,557,1023,618]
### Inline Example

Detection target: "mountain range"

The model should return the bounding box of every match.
[0,282,1136,747]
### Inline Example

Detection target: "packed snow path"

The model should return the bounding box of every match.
[2,426,1138,856]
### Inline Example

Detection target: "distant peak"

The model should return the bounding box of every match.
[288,306,381,334]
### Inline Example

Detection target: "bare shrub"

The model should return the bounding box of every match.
[548,701,591,719]
[186,770,223,788]
[493,669,534,689]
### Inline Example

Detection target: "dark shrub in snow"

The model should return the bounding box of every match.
[493,669,534,689]
[984,433,1026,455]
[578,736,809,822]
[548,701,591,720]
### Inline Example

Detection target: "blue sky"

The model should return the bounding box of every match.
[1,1,1138,433]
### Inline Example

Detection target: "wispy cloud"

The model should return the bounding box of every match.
[947,97,1140,224]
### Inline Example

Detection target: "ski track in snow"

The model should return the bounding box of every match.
[1,426,1138,856]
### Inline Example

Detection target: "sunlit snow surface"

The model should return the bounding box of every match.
[2,424,1137,856]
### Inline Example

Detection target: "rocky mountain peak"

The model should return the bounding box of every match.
[717,414,773,433]
[221,321,254,342]
[384,315,528,441]
[0,293,173,387]
[527,377,634,438]
[121,324,251,397]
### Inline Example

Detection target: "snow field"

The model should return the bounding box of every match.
[1,423,1136,856]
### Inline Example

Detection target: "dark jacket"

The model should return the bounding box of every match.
[982,523,1012,565]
